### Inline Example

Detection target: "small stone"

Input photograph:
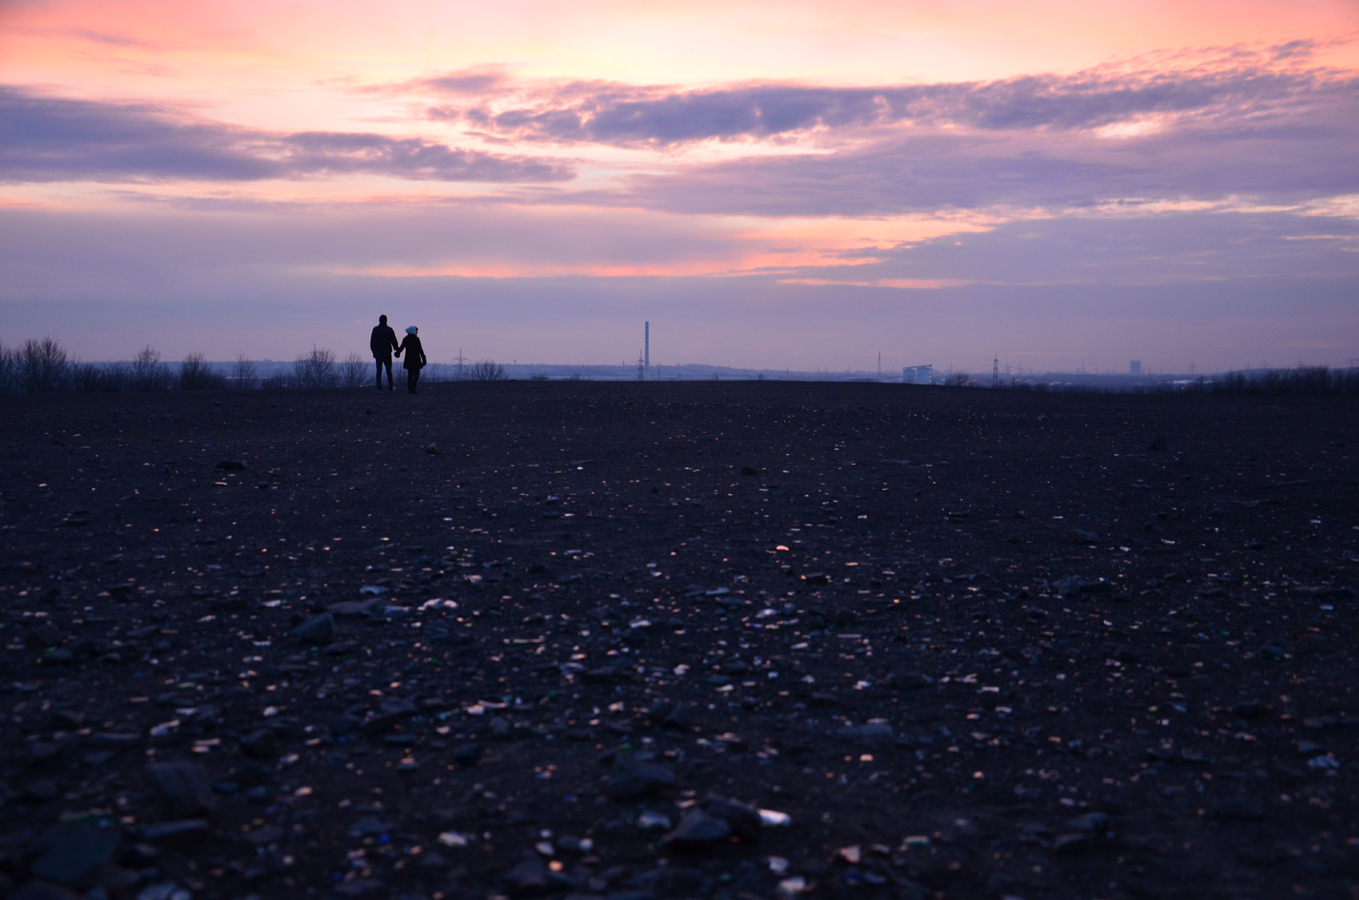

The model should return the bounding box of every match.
[239,729,276,759]
[9,883,83,900]
[140,819,210,847]
[662,810,732,851]
[453,743,483,766]
[703,795,763,842]
[136,882,191,900]
[147,761,216,819]
[361,697,417,733]
[836,722,894,742]
[504,858,550,897]
[347,816,394,839]
[661,703,695,729]
[887,672,931,690]
[1213,798,1267,821]
[31,821,121,885]
[741,466,760,476]
[291,612,334,644]
[425,443,439,455]
[24,778,59,802]
[605,755,676,800]
[1072,529,1100,544]
[1065,812,1110,836]
[1147,434,1168,452]
[215,459,248,471]
[324,640,360,656]
[1052,833,1096,856]
[636,811,673,831]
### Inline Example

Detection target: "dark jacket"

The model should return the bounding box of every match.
[396,334,426,370]
[370,324,399,359]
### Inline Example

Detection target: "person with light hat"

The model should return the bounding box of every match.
[394,325,427,394]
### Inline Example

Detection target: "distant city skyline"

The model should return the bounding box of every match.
[2,1,1357,373]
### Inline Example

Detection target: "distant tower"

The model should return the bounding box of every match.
[644,322,650,376]
[992,352,999,388]
[1130,360,1142,376]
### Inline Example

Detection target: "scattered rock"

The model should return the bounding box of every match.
[361,697,418,733]
[147,761,216,819]
[140,819,210,847]
[291,612,335,643]
[662,810,732,850]
[605,755,676,800]
[1213,798,1267,821]
[31,821,121,886]
[239,729,276,759]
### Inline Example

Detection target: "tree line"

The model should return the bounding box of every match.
[0,338,508,393]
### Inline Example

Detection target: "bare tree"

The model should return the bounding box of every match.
[468,359,507,381]
[19,337,69,393]
[130,346,173,391]
[294,347,338,389]
[340,353,367,389]
[179,353,226,390]
[0,342,14,393]
[945,371,972,387]
[231,355,257,390]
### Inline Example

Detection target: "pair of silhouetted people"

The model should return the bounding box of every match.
[370,315,426,394]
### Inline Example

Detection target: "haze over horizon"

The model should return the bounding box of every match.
[2,0,1357,375]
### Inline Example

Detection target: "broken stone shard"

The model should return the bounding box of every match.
[291,612,335,643]
[662,810,732,850]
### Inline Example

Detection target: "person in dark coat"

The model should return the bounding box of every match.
[370,315,399,392]
[395,325,427,394]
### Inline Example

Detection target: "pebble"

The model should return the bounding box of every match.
[1213,798,1267,821]
[147,762,216,819]
[140,820,210,847]
[239,729,276,759]
[291,612,335,643]
[31,821,120,886]
[604,755,676,800]
[662,810,732,850]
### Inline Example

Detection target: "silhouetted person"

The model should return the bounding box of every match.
[395,325,427,394]
[370,314,399,392]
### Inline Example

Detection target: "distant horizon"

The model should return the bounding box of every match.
[34,349,1357,381]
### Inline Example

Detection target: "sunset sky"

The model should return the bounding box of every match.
[2,0,1357,373]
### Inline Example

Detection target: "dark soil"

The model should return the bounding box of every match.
[2,382,1358,900]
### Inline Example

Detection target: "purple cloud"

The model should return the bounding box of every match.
[0,87,575,184]
[425,53,1357,147]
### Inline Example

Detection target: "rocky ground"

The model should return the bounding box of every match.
[2,382,1358,900]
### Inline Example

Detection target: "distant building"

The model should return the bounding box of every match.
[902,365,933,384]
[1130,360,1142,376]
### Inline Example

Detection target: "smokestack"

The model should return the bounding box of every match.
[645,321,650,370]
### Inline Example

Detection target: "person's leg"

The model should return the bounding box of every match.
[375,358,383,390]
[384,359,394,391]
[412,368,421,393]
[407,368,417,393]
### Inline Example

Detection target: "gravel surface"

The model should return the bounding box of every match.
[2,382,1357,900]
